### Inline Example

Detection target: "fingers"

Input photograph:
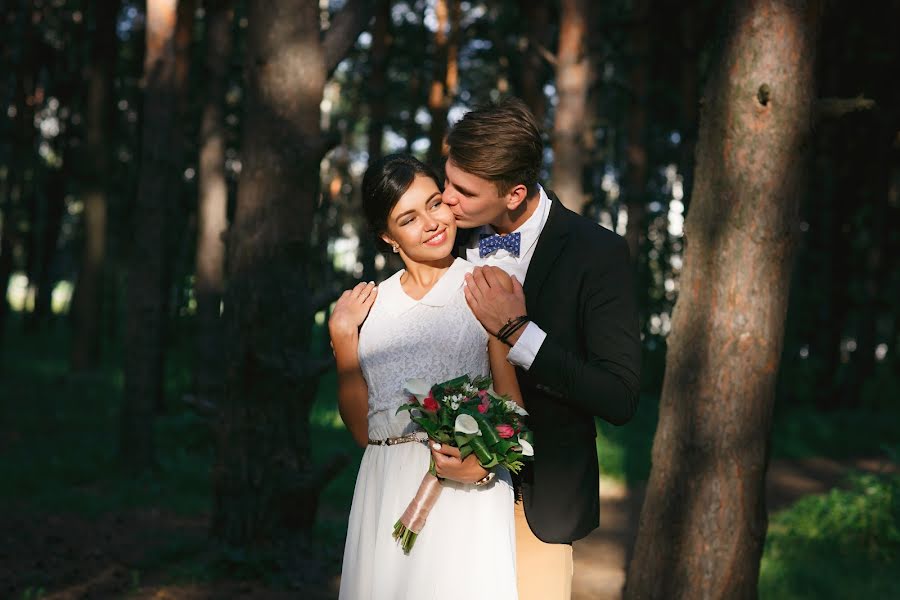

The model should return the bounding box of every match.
[511,275,524,299]
[431,448,460,477]
[464,272,486,304]
[483,266,513,293]
[430,440,461,458]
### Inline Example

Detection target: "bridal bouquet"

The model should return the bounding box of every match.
[391,374,534,553]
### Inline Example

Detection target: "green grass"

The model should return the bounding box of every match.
[759,471,900,599]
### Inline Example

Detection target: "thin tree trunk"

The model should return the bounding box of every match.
[426,0,459,168]
[192,0,233,406]
[519,0,551,126]
[212,0,370,553]
[70,1,120,371]
[551,0,590,214]
[362,0,390,281]
[623,0,649,263]
[625,2,821,598]
[120,0,182,470]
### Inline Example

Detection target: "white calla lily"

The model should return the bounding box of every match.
[454,414,481,435]
[403,378,431,402]
[517,436,534,457]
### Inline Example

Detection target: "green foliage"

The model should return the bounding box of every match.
[760,471,900,599]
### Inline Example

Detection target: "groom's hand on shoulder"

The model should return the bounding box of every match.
[464,266,527,343]
[430,441,488,484]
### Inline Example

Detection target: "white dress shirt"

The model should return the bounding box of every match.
[465,185,551,370]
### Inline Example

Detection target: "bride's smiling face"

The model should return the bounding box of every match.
[382,175,457,262]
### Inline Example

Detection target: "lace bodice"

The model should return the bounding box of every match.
[358,258,489,423]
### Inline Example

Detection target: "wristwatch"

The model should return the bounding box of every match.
[473,471,496,487]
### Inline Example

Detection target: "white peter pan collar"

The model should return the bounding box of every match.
[379,257,472,317]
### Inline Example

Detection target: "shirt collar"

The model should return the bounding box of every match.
[468,185,551,258]
[379,257,470,317]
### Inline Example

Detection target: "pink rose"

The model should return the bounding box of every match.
[477,390,488,400]
[422,393,439,412]
[477,403,488,414]
[495,424,515,439]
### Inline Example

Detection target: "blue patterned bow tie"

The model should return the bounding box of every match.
[479,232,521,258]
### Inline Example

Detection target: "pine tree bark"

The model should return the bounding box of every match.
[212,0,371,552]
[623,0,649,263]
[519,0,551,126]
[367,0,390,163]
[624,1,821,597]
[551,0,590,214]
[192,0,232,405]
[426,0,459,168]
[70,0,121,371]
[120,0,183,470]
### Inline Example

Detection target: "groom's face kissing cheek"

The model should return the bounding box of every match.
[381,175,456,261]
[442,159,509,229]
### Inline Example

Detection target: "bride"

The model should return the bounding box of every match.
[330,154,522,599]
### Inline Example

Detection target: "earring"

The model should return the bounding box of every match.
[392,244,399,254]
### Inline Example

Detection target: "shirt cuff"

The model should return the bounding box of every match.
[506,322,547,371]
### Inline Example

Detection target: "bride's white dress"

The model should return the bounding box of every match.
[339,257,518,600]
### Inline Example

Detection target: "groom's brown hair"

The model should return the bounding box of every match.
[446,97,543,197]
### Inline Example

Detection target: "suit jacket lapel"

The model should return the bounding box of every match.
[523,189,571,305]
[453,227,476,259]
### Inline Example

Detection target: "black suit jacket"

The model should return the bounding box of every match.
[459,189,641,543]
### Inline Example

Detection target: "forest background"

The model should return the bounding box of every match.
[1,0,899,598]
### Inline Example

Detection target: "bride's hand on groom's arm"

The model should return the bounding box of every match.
[429,441,489,484]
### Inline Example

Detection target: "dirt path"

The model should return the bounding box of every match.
[571,456,898,600]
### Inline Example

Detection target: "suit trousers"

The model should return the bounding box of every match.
[515,500,573,600]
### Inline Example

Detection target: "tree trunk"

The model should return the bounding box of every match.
[519,0,551,126]
[551,0,590,214]
[212,0,370,555]
[361,0,390,281]
[623,0,649,263]
[426,0,459,168]
[120,0,182,470]
[192,0,233,406]
[70,1,119,356]
[367,0,390,163]
[625,2,821,598]
[70,1,120,371]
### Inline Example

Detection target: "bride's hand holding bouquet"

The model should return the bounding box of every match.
[391,375,534,553]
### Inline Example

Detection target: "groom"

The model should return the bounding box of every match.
[431,98,641,599]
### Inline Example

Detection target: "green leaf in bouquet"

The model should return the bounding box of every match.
[480,455,499,469]
[417,418,442,437]
[468,435,494,465]
[473,414,502,446]
[459,445,473,460]
[505,451,523,464]
[490,439,517,455]
[519,430,534,445]
[439,409,454,429]
[454,433,474,448]
[504,459,524,474]
[395,403,417,414]
[440,375,470,389]
[472,375,492,389]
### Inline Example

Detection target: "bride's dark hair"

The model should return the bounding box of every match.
[362,153,442,251]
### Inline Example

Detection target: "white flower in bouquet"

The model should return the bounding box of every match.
[517,436,534,457]
[454,414,481,435]
[404,378,431,402]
